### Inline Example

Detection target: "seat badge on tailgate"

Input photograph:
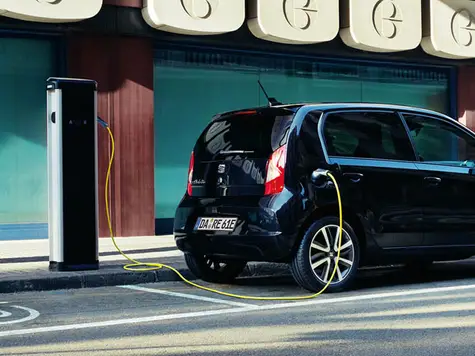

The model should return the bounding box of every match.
[217,164,226,174]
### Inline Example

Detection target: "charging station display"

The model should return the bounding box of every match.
[47,77,99,271]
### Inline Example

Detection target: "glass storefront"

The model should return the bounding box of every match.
[153,47,451,222]
[0,37,56,239]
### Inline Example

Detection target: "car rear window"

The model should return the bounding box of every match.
[195,111,295,161]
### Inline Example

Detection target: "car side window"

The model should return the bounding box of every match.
[323,111,415,161]
[402,113,475,166]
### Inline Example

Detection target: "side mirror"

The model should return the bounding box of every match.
[463,160,475,168]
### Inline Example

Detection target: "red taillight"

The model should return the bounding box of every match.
[264,145,287,195]
[234,110,257,115]
[187,151,194,196]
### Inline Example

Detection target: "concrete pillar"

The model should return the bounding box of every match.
[68,35,155,237]
[458,66,475,131]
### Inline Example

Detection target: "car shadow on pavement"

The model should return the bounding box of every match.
[233,259,475,293]
[354,260,475,291]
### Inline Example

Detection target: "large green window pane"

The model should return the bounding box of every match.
[258,74,362,104]
[362,83,448,113]
[154,49,450,220]
[0,38,54,224]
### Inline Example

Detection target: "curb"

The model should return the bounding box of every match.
[0,267,197,294]
[0,263,291,294]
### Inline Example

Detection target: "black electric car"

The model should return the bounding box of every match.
[174,103,475,292]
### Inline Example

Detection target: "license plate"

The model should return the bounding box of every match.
[194,217,238,232]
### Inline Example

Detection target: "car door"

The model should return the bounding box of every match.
[321,109,424,248]
[401,112,475,247]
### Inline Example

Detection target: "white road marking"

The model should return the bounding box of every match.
[1,282,475,337]
[261,283,475,311]
[119,285,257,308]
[0,304,40,325]
[0,310,12,318]
[0,307,253,338]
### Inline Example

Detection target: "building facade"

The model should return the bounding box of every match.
[0,0,474,240]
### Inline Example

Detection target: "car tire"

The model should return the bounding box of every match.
[290,216,360,293]
[184,253,247,284]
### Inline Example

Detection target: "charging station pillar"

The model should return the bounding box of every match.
[47,77,99,271]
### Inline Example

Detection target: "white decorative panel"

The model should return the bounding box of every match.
[422,0,475,59]
[247,0,339,44]
[0,0,102,23]
[340,0,422,53]
[142,0,245,35]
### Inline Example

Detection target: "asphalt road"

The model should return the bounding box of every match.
[1,260,475,356]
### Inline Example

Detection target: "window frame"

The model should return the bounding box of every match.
[399,111,475,166]
[318,109,418,163]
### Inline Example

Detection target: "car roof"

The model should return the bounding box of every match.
[214,102,457,125]
[280,102,453,120]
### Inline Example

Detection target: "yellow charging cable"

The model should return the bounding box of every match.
[104,126,344,300]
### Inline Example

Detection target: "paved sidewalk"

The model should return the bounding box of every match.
[0,235,289,294]
[0,235,181,266]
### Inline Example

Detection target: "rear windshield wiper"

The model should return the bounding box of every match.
[219,150,255,154]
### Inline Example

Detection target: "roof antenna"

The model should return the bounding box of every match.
[258,80,282,107]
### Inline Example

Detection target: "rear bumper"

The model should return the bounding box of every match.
[173,195,300,262]
[174,231,294,262]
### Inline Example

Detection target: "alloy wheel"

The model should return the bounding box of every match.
[308,224,355,284]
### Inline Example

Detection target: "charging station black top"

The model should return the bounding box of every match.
[47,77,97,91]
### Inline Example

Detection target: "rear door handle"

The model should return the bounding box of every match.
[343,173,364,183]
[424,176,442,185]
